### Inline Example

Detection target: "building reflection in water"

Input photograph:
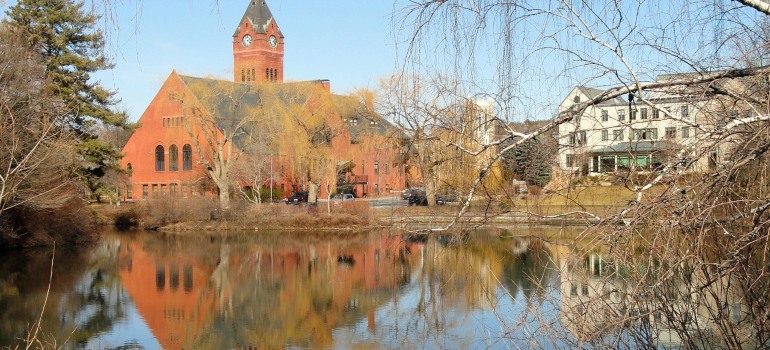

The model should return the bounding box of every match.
[117,233,421,349]
[119,238,216,350]
[557,248,755,348]
[4,228,643,349]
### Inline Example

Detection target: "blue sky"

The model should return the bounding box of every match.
[1,0,403,121]
[2,1,759,123]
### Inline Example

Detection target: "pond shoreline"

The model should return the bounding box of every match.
[153,211,593,233]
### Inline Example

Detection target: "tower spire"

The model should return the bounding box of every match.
[232,0,284,84]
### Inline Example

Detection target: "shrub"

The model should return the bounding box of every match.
[242,187,285,203]
[0,199,97,248]
[139,197,218,228]
[336,201,375,225]
[114,205,141,229]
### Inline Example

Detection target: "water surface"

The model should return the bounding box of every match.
[0,227,610,349]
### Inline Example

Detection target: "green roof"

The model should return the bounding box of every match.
[591,141,680,154]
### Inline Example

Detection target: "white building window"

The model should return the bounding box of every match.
[568,131,586,146]
[576,131,587,145]
[632,128,658,140]
[665,127,677,139]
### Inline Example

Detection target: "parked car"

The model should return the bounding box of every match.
[332,193,355,203]
[401,187,424,200]
[437,189,460,202]
[407,191,446,206]
[285,191,309,204]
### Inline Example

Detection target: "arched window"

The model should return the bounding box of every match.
[183,144,193,171]
[155,145,165,171]
[126,163,133,176]
[169,145,178,171]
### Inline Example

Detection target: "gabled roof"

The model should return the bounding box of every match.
[233,0,283,37]
[583,86,628,107]
[331,95,401,142]
[179,75,263,132]
[178,75,317,148]
[562,85,627,109]
[575,86,605,100]
[175,75,403,149]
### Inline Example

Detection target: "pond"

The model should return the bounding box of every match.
[0,227,759,349]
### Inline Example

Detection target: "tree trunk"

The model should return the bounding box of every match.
[326,182,332,214]
[218,186,230,211]
[422,164,437,207]
[308,182,318,205]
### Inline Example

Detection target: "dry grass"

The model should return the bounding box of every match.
[252,201,376,228]
[509,185,639,216]
[137,197,219,228]
[154,200,379,231]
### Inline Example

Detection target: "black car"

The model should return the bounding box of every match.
[285,191,309,204]
[401,187,424,200]
[407,192,445,206]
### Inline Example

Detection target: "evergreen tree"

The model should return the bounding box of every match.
[501,137,553,187]
[3,0,128,199]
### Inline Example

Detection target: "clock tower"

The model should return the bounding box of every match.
[233,0,284,84]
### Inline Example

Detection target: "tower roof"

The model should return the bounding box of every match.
[233,0,283,37]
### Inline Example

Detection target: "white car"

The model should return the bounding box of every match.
[332,193,355,203]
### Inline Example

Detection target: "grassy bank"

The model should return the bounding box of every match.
[97,185,640,232]
[105,198,377,231]
[507,185,638,216]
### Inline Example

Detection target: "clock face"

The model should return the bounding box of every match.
[242,34,253,47]
[269,35,277,48]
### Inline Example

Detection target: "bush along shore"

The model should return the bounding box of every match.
[109,198,378,232]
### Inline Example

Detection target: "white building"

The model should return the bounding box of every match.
[557,78,724,175]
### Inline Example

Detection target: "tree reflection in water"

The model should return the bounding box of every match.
[8,227,757,349]
[554,231,768,349]
[0,238,128,348]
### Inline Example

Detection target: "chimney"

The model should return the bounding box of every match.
[319,79,331,92]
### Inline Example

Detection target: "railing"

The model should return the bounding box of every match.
[348,175,368,184]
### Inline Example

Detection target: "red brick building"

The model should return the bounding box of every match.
[120,1,405,201]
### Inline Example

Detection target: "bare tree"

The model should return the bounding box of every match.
[396,0,770,347]
[230,113,280,205]
[379,74,460,206]
[0,26,80,221]
[176,79,348,210]
[175,78,266,211]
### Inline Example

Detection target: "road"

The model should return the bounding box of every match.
[363,196,406,208]
[317,196,406,208]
